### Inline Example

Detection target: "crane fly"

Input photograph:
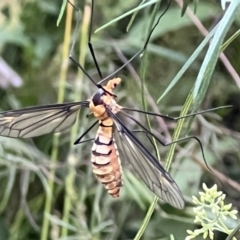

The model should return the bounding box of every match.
[0,0,227,209]
[0,75,186,208]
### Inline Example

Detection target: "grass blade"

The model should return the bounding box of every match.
[57,0,68,26]
[95,0,158,33]
[193,1,240,110]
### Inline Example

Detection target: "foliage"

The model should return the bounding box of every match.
[0,0,240,240]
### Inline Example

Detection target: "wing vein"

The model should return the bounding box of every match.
[0,101,88,138]
[108,108,184,209]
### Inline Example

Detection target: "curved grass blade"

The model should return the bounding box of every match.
[157,24,218,103]
[126,0,146,32]
[221,29,240,51]
[95,0,158,33]
[129,4,218,41]
[181,0,190,17]
[181,0,199,16]
[0,166,16,212]
[57,0,68,26]
[133,197,158,240]
[192,1,240,111]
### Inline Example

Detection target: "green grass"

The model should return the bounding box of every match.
[0,0,240,239]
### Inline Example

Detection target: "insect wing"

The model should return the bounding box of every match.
[0,101,89,138]
[113,121,184,209]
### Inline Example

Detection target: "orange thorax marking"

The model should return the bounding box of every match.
[89,78,121,120]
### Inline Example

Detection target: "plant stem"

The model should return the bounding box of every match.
[40,3,73,240]
[60,0,91,237]
[135,2,161,240]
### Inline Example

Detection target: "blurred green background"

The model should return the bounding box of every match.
[0,0,240,239]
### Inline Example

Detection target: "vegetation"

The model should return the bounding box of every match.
[0,0,240,239]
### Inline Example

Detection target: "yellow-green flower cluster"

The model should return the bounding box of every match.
[185,183,238,240]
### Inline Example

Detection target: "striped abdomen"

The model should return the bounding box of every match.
[91,120,123,198]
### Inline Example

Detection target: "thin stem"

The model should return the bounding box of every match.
[135,1,162,240]
[133,197,158,240]
[40,2,73,240]
[165,93,192,170]
[60,0,91,237]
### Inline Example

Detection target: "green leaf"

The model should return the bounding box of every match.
[193,1,240,111]
[157,25,217,103]
[57,0,67,26]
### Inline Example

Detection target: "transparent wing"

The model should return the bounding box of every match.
[0,101,89,138]
[112,118,184,209]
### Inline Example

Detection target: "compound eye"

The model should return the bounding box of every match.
[92,89,104,106]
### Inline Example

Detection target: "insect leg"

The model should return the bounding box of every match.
[75,129,152,145]
[87,0,103,78]
[74,138,95,144]
[67,0,100,88]
[121,105,232,121]
[120,111,211,171]
[98,0,172,85]
[67,0,116,96]
[74,120,98,145]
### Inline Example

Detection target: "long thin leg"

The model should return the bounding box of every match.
[120,110,211,171]
[68,0,99,88]
[74,120,98,145]
[68,1,114,96]
[88,0,103,78]
[98,0,172,85]
[75,138,95,144]
[121,105,232,121]
[68,0,172,87]
[68,0,103,81]
[75,129,153,145]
